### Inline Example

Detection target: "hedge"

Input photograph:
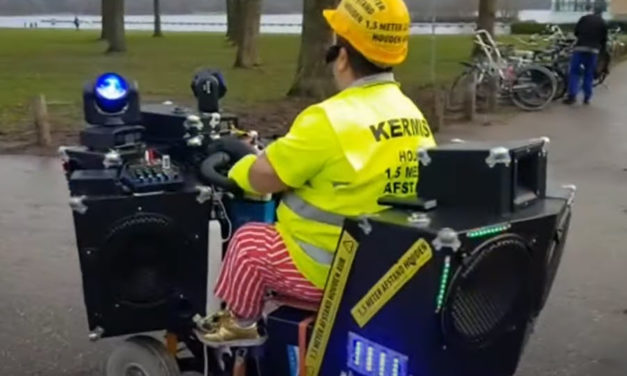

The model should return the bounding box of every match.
[511,21,627,35]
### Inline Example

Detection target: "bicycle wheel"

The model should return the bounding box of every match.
[594,71,608,87]
[475,73,500,110]
[511,64,557,111]
[554,59,570,100]
[594,50,610,87]
[447,70,476,112]
[548,65,567,100]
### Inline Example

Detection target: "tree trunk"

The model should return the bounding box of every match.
[226,0,238,43]
[287,0,339,98]
[153,0,163,37]
[475,0,498,102]
[100,0,111,40]
[477,0,497,36]
[234,0,262,68]
[474,0,498,56]
[233,0,245,45]
[107,0,126,53]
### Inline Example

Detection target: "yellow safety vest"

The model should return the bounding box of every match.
[272,75,436,289]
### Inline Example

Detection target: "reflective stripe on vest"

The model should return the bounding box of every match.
[296,240,334,266]
[282,193,344,227]
[282,192,344,266]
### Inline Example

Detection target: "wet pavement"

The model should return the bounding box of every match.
[1,65,627,375]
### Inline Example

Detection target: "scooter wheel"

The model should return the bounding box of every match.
[104,335,181,376]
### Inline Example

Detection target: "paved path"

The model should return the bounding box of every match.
[1,65,626,375]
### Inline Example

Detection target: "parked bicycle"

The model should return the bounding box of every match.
[447,30,557,112]
[518,25,624,98]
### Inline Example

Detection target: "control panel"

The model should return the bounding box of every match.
[120,159,184,193]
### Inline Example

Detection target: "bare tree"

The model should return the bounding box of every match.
[234,0,262,68]
[473,0,498,56]
[226,0,239,43]
[477,0,498,36]
[100,0,111,40]
[153,0,163,37]
[287,0,339,98]
[107,0,126,53]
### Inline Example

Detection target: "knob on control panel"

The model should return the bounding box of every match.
[121,160,184,193]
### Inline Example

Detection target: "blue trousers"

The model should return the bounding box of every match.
[568,51,598,101]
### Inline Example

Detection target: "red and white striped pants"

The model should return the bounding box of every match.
[215,223,323,319]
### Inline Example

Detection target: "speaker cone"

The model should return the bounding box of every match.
[442,235,533,349]
[102,214,187,308]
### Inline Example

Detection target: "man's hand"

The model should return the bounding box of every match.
[248,153,289,194]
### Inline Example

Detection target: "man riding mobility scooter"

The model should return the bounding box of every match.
[60,68,574,376]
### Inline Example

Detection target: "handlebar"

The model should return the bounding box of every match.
[199,152,243,194]
[198,135,259,195]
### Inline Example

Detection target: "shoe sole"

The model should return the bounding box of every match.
[193,329,267,348]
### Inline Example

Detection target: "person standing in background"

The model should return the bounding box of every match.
[564,2,608,105]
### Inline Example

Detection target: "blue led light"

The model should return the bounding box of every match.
[96,73,128,100]
[354,340,363,366]
[378,352,387,376]
[366,346,374,372]
[94,73,129,113]
[392,358,400,376]
[347,332,408,376]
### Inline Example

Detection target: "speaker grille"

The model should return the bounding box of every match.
[103,213,188,308]
[443,235,532,348]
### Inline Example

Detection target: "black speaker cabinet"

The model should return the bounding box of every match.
[70,189,211,338]
[313,188,573,376]
[418,139,548,214]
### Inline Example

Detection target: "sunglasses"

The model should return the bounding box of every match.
[325,45,342,64]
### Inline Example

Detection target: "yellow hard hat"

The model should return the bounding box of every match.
[323,0,411,67]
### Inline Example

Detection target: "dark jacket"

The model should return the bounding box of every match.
[574,14,608,53]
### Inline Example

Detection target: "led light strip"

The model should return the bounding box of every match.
[467,223,511,238]
[435,255,451,313]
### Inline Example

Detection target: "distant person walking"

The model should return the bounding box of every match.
[564,3,608,105]
[74,16,80,31]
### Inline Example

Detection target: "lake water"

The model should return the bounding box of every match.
[0,10,595,35]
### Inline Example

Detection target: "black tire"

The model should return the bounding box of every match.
[594,51,610,87]
[511,65,557,111]
[594,71,608,87]
[447,70,475,112]
[474,74,500,111]
[553,59,570,100]
[553,71,568,101]
[551,67,568,100]
[104,336,181,376]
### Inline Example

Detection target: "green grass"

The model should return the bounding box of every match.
[0,29,474,133]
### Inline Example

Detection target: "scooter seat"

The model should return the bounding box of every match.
[269,295,319,312]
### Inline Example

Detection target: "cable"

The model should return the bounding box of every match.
[204,344,209,376]
[216,197,233,243]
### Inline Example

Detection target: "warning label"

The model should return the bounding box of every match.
[306,231,359,376]
[350,238,433,328]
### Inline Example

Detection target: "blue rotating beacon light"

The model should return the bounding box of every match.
[81,73,144,150]
[94,73,130,114]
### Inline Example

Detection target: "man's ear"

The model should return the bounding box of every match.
[337,47,350,73]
